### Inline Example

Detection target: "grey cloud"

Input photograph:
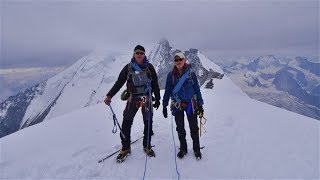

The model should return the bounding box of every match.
[1,0,318,68]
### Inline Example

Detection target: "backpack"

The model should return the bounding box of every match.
[127,63,152,95]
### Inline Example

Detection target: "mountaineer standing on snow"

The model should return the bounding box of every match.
[162,52,204,160]
[104,45,161,162]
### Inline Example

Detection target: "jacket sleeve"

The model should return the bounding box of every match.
[106,64,128,97]
[148,64,161,102]
[162,72,172,107]
[192,72,204,106]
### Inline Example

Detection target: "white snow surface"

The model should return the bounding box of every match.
[0,70,318,179]
[197,51,224,74]
[20,50,132,128]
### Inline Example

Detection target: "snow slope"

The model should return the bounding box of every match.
[20,50,131,128]
[0,73,318,179]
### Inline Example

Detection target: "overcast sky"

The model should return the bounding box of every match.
[1,0,319,68]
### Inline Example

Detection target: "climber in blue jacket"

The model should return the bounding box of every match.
[162,52,204,160]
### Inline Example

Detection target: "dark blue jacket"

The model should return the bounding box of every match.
[163,64,204,107]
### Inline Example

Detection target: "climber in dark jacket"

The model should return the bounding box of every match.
[104,45,160,158]
[162,52,204,159]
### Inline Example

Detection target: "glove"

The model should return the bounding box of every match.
[197,105,204,118]
[104,96,112,106]
[163,106,168,118]
[153,100,160,110]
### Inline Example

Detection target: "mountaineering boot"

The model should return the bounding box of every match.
[116,148,131,163]
[177,149,187,159]
[144,147,156,157]
[194,151,202,160]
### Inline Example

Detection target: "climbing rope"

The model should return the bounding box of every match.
[109,104,126,140]
[142,91,152,180]
[171,114,180,180]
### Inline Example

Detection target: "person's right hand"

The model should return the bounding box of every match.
[163,106,168,118]
[104,96,112,106]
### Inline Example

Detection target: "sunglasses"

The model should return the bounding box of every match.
[174,58,183,62]
[135,52,145,55]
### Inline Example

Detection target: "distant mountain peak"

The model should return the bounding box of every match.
[256,55,280,66]
[158,38,170,47]
[245,55,281,71]
[148,39,174,74]
[148,39,223,89]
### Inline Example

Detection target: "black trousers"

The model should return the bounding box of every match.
[174,110,200,152]
[121,97,153,150]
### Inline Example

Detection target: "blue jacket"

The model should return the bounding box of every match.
[163,64,204,107]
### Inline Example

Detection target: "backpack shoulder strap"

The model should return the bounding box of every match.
[171,66,194,85]
[127,63,133,80]
[146,63,152,75]
[187,65,194,84]
[171,71,175,86]
[189,69,194,84]
[172,69,190,95]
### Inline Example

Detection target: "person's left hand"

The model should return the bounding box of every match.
[153,100,160,110]
[197,105,204,118]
